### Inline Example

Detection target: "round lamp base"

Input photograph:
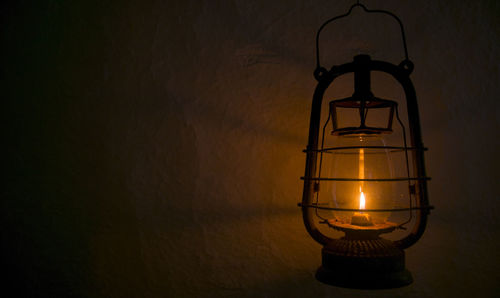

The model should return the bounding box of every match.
[316,238,413,289]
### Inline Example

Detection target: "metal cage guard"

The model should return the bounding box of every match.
[301,56,430,249]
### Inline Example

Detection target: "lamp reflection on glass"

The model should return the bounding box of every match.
[298,3,433,289]
[350,149,374,226]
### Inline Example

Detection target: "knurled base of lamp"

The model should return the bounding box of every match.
[316,238,413,289]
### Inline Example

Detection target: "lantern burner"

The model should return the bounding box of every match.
[324,219,398,240]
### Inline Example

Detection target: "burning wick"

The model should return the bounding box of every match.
[351,149,373,226]
[359,189,366,210]
[351,190,373,226]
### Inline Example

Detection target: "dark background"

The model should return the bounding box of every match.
[2,0,499,297]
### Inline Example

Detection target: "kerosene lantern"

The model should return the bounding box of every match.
[299,3,433,288]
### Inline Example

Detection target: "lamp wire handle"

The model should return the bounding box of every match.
[315,3,410,73]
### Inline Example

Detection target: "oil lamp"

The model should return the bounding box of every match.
[299,3,433,289]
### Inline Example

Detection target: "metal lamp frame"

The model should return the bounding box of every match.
[300,56,431,249]
[299,2,433,288]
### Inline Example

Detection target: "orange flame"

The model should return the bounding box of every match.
[359,191,365,210]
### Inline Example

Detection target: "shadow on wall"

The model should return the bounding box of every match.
[202,270,432,298]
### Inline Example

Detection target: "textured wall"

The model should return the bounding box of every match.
[3,0,499,297]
